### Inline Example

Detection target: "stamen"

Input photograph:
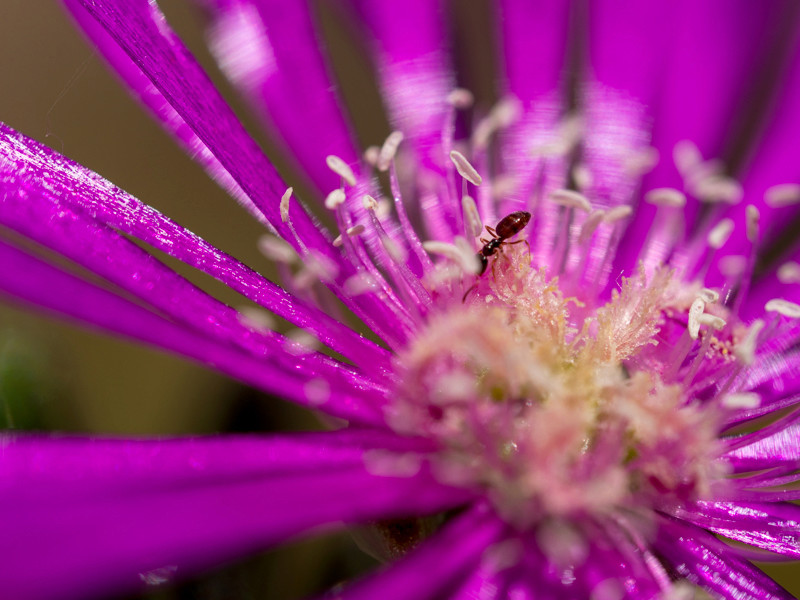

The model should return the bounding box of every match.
[694,176,743,205]
[707,219,734,249]
[294,252,339,289]
[378,131,404,172]
[343,272,379,296]
[333,224,365,247]
[449,150,483,186]
[572,164,593,190]
[697,313,726,330]
[673,140,702,175]
[549,189,591,213]
[280,187,292,223]
[325,155,356,186]
[765,298,800,319]
[687,298,705,339]
[745,205,760,243]
[603,206,633,223]
[777,261,800,284]
[623,146,659,176]
[363,145,380,166]
[698,288,719,304]
[422,240,481,274]
[462,195,484,238]
[764,183,800,208]
[303,378,331,407]
[733,319,764,365]
[258,234,297,264]
[286,328,320,355]
[362,194,379,211]
[237,306,276,332]
[324,188,346,210]
[644,188,686,207]
[578,210,606,244]
[447,88,474,109]
[722,392,761,410]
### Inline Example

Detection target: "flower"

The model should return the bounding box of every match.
[2,1,800,599]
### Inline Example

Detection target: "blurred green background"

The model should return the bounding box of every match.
[0,1,798,598]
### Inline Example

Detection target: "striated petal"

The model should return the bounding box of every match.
[61,0,407,345]
[0,238,383,424]
[334,503,504,600]
[656,517,794,599]
[676,502,800,559]
[61,0,263,224]
[707,27,800,286]
[0,430,470,600]
[0,122,391,377]
[198,0,362,195]
[616,1,795,275]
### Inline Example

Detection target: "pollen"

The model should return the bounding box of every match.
[390,243,728,525]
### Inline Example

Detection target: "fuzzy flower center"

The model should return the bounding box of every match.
[389,243,729,526]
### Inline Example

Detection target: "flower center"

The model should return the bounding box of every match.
[389,243,730,526]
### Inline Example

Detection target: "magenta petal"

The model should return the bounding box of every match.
[60,0,266,224]
[707,36,800,286]
[0,431,470,600]
[357,0,452,175]
[200,0,361,195]
[655,518,793,600]
[615,1,793,274]
[0,121,391,377]
[0,238,383,424]
[676,501,800,559]
[335,503,504,600]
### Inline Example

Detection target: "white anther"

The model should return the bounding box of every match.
[462,195,484,239]
[707,218,734,249]
[237,306,275,332]
[296,252,339,287]
[303,378,330,407]
[377,131,404,172]
[603,205,633,223]
[280,187,292,223]
[698,288,720,304]
[343,272,378,296]
[363,145,380,166]
[734,319,764,366]
[549,189,591,212]
[422,239,481,274]
[687,298,706,339]
[258,234,297,264]
[719,255,747,278]
[722,392,761,410]
[383,236,408,263]
[449,150,483,186]
[491,96,522,129]
[572,163,593,190]
[286,329,319,355]
[622,146,659,176]
[765,298,800,319]
[697,313,726,330]
[447,88,474,109]
[332,224,365,247]
[491,174,518,199]
[746,205,760,243]
[362,194,379,211]
[695,176,743,205]
[673,140,702,175]
[325,155,356,186]
[324,188,346,210]
[471,117,495,150]
[777,262,800,284]
[578,210,606,243]
[645,188,686,208]
[765,183,800,208]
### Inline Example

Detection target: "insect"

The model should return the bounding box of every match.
[476,211,532,275]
